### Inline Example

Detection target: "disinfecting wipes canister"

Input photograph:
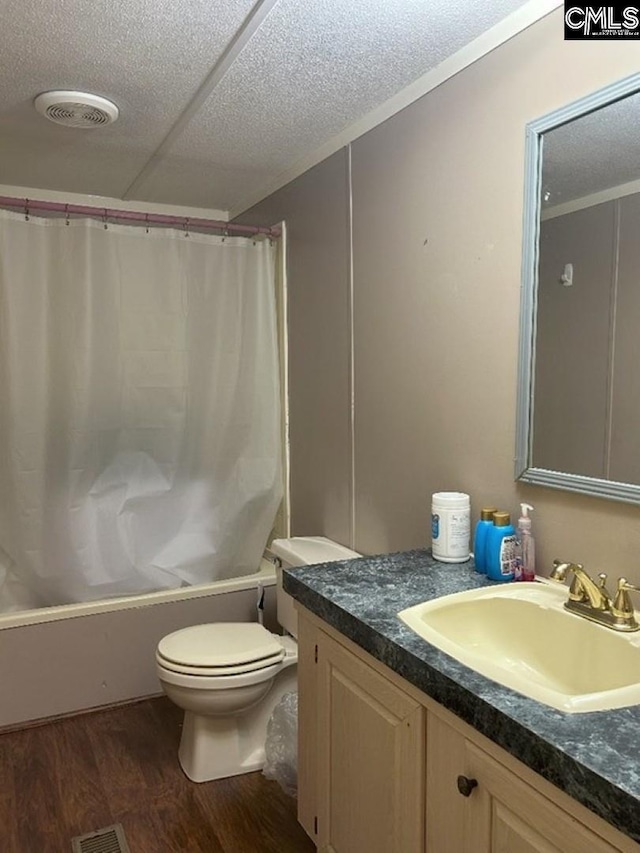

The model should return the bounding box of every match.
[431,492,471,563]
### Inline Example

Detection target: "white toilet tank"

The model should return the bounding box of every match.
[270,536,360,638]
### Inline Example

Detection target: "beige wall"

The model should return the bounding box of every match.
[238,9,640,581]
[236,151,353,547]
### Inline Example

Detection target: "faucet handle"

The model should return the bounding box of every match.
[611,578,640,625]
[618,578,640,592]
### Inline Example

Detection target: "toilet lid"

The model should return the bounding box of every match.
[157,623,285,670]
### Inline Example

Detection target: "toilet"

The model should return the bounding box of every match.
[156,536,360,782]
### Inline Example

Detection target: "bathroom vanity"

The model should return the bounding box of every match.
[283,551,640,852]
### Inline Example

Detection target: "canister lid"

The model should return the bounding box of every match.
[432,492,470,508]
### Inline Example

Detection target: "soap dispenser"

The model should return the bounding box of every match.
[486,511,517,582]
[515,503,536,582]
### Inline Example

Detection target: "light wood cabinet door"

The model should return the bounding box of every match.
[316,630,425,853]
[427,713,624,853]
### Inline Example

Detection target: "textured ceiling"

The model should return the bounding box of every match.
[543,91,640,208]
[0,0,533,214]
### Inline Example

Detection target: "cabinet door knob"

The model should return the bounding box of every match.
[456,775,478,797]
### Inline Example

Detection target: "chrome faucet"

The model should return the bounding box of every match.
[549,559,640,632]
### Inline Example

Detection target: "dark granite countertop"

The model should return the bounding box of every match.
[283,549,640,844]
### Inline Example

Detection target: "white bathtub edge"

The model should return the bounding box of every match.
[0,558,277,631]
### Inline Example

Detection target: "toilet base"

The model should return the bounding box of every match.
[178,712,267,781]
[177,666,297,783]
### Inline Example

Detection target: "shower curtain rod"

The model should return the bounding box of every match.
[0,195,280,238]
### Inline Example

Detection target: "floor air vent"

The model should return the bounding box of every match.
[71,823,130,853]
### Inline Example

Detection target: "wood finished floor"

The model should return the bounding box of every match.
[0,696,316,853]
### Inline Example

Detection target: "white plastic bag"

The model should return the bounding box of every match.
[263,691,298,796]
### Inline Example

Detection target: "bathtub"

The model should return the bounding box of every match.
[0,558,277,730]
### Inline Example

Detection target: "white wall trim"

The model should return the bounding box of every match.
[230,0,562,218]
[0,182,228,221]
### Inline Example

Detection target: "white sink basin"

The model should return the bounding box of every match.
[398,581,640,713]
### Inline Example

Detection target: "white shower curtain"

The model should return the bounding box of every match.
[0,210,282,612]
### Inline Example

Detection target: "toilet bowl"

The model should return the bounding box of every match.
[157,623,298,782]
[156,536,360,782]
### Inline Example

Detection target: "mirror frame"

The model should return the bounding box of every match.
[515,71,640,505]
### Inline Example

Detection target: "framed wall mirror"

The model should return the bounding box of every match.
[515,72,640,505]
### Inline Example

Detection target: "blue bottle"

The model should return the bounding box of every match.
[473,507,497,574]
[486,511,517,582]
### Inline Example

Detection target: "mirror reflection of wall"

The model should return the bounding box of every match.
[533,201,614,479]
[530,88,640,489]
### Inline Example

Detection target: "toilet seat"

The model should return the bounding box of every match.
[156,656,288,690]
[156,653,284,677]
[156,622,286,678]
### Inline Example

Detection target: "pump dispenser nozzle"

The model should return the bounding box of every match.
[518,503,534,530]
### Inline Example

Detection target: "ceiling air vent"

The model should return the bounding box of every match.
[34,90,119,129]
